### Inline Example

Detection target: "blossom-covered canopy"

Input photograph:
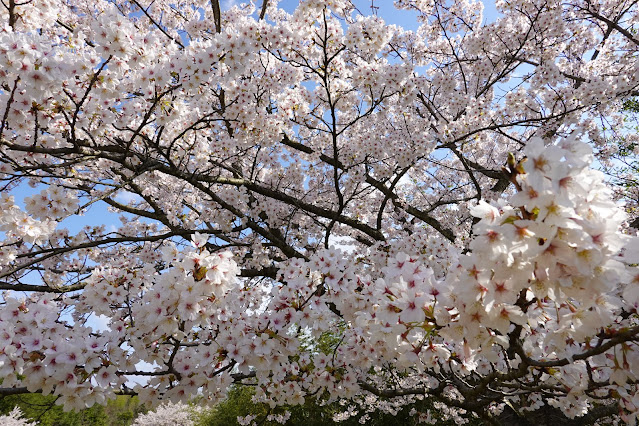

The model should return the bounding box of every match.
[1,0,639,423]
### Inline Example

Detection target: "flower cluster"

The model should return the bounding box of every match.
[0,193,55,246]
[24,186,79,220]
[455,136,629,356]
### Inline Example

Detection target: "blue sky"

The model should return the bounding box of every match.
[224,0,499,27]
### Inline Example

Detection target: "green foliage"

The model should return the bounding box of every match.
[622,98,639,114]
[2,385,482,425]
[197,385,383,426]
[613,97,639,159]
[195,384,480,426]
[0,394,145,426]
[316,324,346,356]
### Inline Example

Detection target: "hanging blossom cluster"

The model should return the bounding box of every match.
[457,136,630,356]
[452,137,639,414]
[0,234,247,410]
[260,135,639,422]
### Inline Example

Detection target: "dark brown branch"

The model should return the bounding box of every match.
[582,5,639,47]
[259,0,268,20]
[279,135,455,242]
[130,0,185,48]
[0,280,86,293]
[211,0,221,33]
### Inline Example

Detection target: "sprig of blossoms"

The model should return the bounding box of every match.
[0,408,35,426]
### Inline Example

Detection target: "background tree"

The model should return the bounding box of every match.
[131,401,197,426]
[598,96,639,228]
[0,408,35,426]
[1,0,639,424]
[0,394,145,426]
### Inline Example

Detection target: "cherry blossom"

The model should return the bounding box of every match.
[1,0,639,424]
